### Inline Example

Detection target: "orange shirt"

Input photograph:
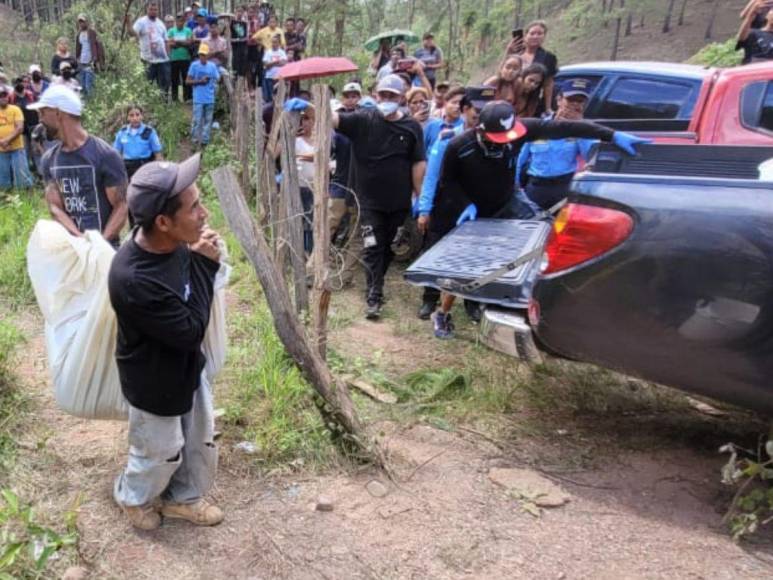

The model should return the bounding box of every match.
[0,104,24,152]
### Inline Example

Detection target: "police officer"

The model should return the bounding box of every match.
[516,78,596,211]
[113,105,164,179]
[427,100,647,339]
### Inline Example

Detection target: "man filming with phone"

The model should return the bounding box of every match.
[414,33,444,90]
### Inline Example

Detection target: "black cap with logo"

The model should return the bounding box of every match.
[477,100,527,144]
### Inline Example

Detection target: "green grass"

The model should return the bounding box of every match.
[0,194,45,310]
[0,319,25,476]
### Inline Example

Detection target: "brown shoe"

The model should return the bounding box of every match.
[161,499,224,526]
[122,503,161,530]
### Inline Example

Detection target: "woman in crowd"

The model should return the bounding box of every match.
[483,55,523,106]
[506,20,558,113]
[112,105,164,179]
[51,37,77,78]
[295,106,317,254]
[28,65,49,99]
[368,38,392,75]
[516,63,546,118]
[406,86,431,127]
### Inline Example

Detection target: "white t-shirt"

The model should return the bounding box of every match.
[262,48,287,80]
[133,16,169,63]
[296,137,316,188]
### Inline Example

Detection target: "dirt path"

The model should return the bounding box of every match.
[10,275,773,579]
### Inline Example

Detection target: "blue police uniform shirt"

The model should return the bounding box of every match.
[423,116,464,154]
[113,123,163,161]
[187,60,220,104]
[417,123,466,216]
[516,133,596,184]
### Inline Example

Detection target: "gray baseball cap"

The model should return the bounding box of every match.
[376,74,405,95]
[128,154,201,227]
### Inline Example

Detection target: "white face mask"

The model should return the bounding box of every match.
[377,101,399,117]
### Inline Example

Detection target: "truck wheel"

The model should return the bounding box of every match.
[391,216,423,264]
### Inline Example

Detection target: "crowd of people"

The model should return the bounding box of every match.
[4,1,768,533]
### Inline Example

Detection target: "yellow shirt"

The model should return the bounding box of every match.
[0,104,24,152]
[252,26,285,51]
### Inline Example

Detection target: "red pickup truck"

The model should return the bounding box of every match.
[555,61,773,145]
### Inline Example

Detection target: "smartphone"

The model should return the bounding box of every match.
[512,28,524,41]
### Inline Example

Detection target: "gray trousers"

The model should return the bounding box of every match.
[114,374,217,507]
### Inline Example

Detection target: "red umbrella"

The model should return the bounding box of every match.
[277,57,359,81]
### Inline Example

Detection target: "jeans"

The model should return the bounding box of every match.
[145,61,171,94]
[77,65,95,98]
[0,148,33,189]
[170,59,192,102]
[262,76,275,102]
[113,374,217,507]
[360,207,409,305]
[300,186,314,254]
[191,103,215,145]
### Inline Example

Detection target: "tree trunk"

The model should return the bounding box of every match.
[625,10,633,36]
[211,167,384,465]
[334,0,346,56]
[408,0,416,29]
[310,85,332,360]
[704,0,720,39]
[611,16,622,60]
[662,0,677,33]
[677,0,688,26]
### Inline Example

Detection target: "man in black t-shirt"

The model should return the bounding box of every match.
[428,100,647,338]
[30,85,128,247]
[331,74,426,319]
[738,1,773,64]
[109,154,225,531]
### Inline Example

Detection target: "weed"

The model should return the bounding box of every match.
[0,489,78,579]
[0,319,26,475]
[0,194,45,310]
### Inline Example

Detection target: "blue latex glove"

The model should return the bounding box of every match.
[284,98,310,112]
[456,203,478,226]
[612,132,652,156]
[411,197,420,218]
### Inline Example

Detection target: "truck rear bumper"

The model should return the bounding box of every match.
[479,308,542,363]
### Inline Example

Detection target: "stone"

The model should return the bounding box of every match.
[62,567,89,580]
[488,468,570,508]
[365,479,389,498]
[315,495,334,512]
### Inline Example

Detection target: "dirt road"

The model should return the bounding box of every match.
[10,274,773,579]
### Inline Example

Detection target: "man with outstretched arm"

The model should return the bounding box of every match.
[108,153,225,530]
[427,100,648,339]
[30,85,128,247]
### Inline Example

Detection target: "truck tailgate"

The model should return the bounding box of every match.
[404,219,551,308]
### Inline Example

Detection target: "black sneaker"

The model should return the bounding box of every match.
[464,300,482,324]
[418,301,436,320]
[365,302,382,320]
[431,311,455,339]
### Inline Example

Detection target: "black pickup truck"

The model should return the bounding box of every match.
[405,144,773,414]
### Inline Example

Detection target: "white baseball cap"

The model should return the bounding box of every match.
[28,64,42,74]
[342,82,362,95]
[28,85,83,116]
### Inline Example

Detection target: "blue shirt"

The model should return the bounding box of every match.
[423,117,464,154]
[516,136,596,185]
[113,124,163,161]
[417,124,465,216]
[187,60,220,104]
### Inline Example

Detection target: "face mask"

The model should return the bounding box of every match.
[476,132,507,159]
[32,73,42,82]
[377,101,399,117]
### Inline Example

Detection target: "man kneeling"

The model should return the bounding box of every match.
[108,153,224,530]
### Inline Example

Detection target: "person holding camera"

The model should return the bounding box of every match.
[738,0,773,63]
[506,20,557,115]
[376,47,405,81]
[414,33,444,90]
[186,43,220,149]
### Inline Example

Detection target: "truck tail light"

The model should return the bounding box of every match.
[543,203,633,275]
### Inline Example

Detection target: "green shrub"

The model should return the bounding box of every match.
[689,39,743,68]
[0,194,45,310]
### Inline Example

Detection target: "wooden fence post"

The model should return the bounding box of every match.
[211,167,385,465]
[278,112,310,315]
[310,84,332,360]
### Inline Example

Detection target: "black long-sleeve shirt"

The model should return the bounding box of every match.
[433,118,615,223]
[108,234,219,416]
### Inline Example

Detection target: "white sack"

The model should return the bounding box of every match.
[27,220,229,421]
